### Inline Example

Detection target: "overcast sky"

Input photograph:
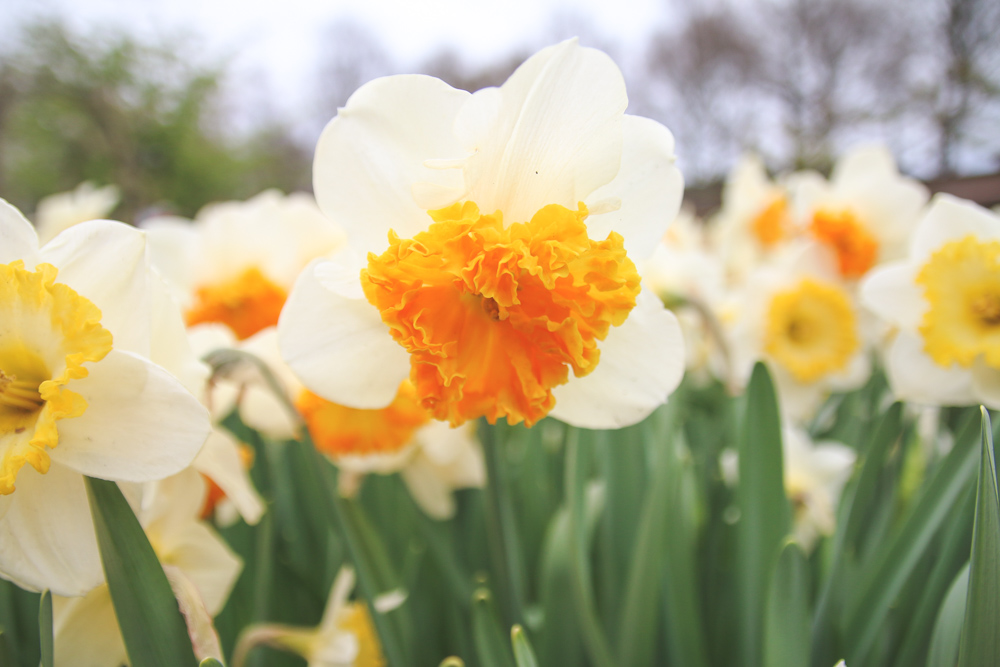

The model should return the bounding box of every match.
[6,0,677,130]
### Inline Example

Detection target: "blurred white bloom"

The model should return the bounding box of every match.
[0,199,210,596]
[279,39,685,430]
[33,182,120,245]
[784,426,855,551]
[724,244,870,422]
[787,145,928,281]
[861,194,1000,408]
[233,566,386,667]
[145,189,346,341]
[52,470,242,666]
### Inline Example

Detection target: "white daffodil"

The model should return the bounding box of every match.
[0,199,211,597]
[52,469,242,666]
[787,145,928,281]
[297,379,484,520]
[725,244,870,422]
[861,194,1000,408]
[233,567,386,667]
[711,153,796,283]
[145,189,347,341]
[33,182,120,245]
[279,39,685,430]
[783,426,856,552]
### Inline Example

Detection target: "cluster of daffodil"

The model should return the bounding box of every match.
[1,39,998,667]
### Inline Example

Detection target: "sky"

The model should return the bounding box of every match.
[6,0,675,131]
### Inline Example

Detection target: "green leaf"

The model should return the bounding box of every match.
[764,541,811,667]
[511,624,540,667]
[957,408,1000,666]
[472,589,516,667]
[38,590,52,667]
[565,427,616,667]
[844,411,981,665]
[927,564,970,667]
[737,363,791,667]
[85,477,199,667]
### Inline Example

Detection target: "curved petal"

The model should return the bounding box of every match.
[158,521,242,615]
[0,198,40,264]
[912,194,1000,262]
[585,115,683,261]
[53,585,127,667]
[459,39,627,224]
[39,219,152,356]
[0,463,103,596]
[886,331,976,407]
[278,260,410,409]
[143,216,199,304]
[401,458,455,520]
[549,288,685,429]
[150,266,209,395]
[50,349,211,482]
[194,430,265,525]
[860,262,925,330]
[313,75,471,255]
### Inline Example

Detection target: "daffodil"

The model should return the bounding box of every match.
[0,198,211,596]
[233,566,387,667]
[787,145,928,281]
[724,244,870,422]
[32,181,120,245]
[279,39,685,430]
[861,194,1000,408]
[144,189,347,341]
[52,469,242,666]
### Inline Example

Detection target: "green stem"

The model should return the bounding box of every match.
[480,420,527,628]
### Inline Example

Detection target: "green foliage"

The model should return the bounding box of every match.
[0,21,310,220]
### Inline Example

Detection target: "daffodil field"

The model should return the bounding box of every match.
[2,39,1000,667]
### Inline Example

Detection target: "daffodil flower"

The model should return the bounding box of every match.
[0,199,211,596]
[861,194,1000,408]
[787,145,928,280]
[33,181,120,245]
[52,469,242,666]
[279,39,685,430]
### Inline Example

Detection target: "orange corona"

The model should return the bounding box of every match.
[186,267,287,340]
[809,209,879,279]
[360,201,641,427]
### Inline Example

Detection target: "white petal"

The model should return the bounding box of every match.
[585,115,683,261]
[401,458,456,520]
[162,565,225,661]
[53,585,127,667]
[158,521,242,615]
[886,331,976,407]
[142,216,199,302]
[912,194,1000,262]
[971,361,1000,410]
[50,349,211,482]
[278,260,410,409]
[860,262,925,331]
[549,288,685,429]
[0,463,103,596]
[460,40,627,224]
[150,266,209,395]
[0,198,40,264]
[194,430,265,525]
[313,74,470,255]
[39,220,151,356]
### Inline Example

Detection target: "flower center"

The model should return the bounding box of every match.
[917,235,1000,369]
[0,261,112,494]
[751,197,790,247]
[296,381,431,459]
[764,277,859,383]
[809,209,879,279]
[339,603,385,667]
[360,201,641,427]
[186,267,287,340]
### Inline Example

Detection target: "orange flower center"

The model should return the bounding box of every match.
[360,201,641,427]
[296,381,431,459]
[186,267,287,340]
[751,197,790,247]
[809,209,879,279]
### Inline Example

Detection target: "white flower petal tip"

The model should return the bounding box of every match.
[277,260,410,409]
[550,289,686,429]
[0,198,40,264]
